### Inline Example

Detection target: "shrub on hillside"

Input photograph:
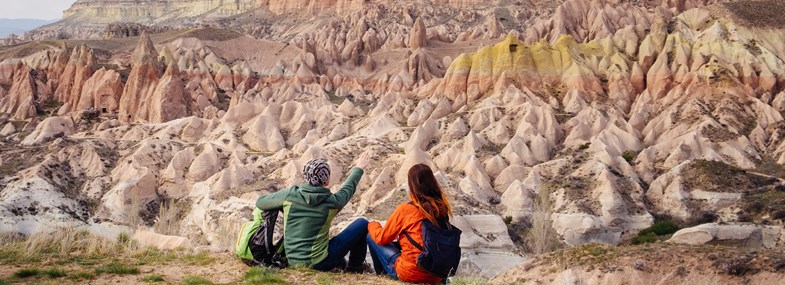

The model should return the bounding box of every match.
[773,210,785,220]
[638,221,679,236]
[632,221,679,245]
[631,232,658,245]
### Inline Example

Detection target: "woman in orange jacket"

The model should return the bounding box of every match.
[366,164,452,284]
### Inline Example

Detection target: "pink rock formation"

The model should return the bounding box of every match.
[409,17,428,49]
[119,32,163,123]
[144,63,190,123]
[54,44,96,113]
[21,116,75,145]
[0,66,38,119]
[77,68,123,114]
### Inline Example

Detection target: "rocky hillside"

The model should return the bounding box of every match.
[26,0,257,39]
[493,241,785,285]
[2,0,785,282]
[26,0,495,40]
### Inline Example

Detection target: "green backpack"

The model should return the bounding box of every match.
[236,208,263,261]
[235,208,287,267]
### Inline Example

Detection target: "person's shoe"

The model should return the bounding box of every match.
[345,262,373,274]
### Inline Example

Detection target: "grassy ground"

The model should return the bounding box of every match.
[0,229,407,285]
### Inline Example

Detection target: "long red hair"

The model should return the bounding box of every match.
[408,164,452,225]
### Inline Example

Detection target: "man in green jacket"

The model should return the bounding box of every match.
[256,153,371,272]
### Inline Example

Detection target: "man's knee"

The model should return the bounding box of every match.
[353,217,369,227]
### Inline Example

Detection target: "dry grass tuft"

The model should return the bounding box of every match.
[23,228,121,258]
[449,276,489,285]
[153,201,184,236]
[0,227,222,268]
[128,194,143,229]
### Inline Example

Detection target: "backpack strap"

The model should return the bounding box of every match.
[403,232,424,251]
[403,202,425,250]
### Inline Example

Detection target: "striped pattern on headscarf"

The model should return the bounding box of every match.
[303,158,331,187]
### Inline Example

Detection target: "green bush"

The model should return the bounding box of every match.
[182,276,213,285]
[243,267,285,284]
[638,221,679,236]
[632,221,679,245]
[622,151,637,163]
[631,232,658,245]
[95,262,140,275]
[773,210,785,220]
[503,216,513,225]
[42,268,67,278]
[142,274,165,282]
[13,268,40,278]
[68,272,95,280]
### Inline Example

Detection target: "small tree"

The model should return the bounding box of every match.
[526,188,561,254]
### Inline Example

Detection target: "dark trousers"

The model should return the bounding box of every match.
[312,218,368,271]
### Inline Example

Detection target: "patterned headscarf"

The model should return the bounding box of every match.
[303,158,331,187]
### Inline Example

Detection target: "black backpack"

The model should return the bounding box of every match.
[241,209,288,268]
[403,217,462,278]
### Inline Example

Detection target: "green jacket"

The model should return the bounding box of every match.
[256,167,364,266]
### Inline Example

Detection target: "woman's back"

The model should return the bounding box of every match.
[368,202,442,284]
[367,164,452,284]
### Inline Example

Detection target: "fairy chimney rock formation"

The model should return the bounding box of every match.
[409,17,428,49]
[54,44,97,114]
[119,32,163,123]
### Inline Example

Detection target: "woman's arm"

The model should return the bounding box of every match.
[368,204,407,245]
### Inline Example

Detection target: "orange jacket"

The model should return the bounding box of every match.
[368,203,442,284]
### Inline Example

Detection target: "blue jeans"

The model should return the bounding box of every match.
[312,218,368,271]
[366,234,400,279]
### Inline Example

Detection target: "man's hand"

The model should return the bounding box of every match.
[356,151,373,169]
